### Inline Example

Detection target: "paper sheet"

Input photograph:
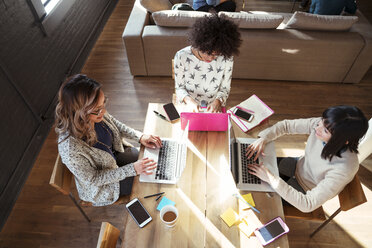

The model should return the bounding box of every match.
[242,193,256,208]
[156,196,175,211]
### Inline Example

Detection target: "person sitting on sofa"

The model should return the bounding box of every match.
[193,0,236,12]
[56,74,161,206]
[245,105,368,212]
[309,0,357,15]
[174,14,241,113]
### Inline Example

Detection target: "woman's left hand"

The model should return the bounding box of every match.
[207,99,222,113]
[140,134,162,149]
[247,162,273,183]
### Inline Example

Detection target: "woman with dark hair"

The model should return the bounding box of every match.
[55,74,161,206]
[245,105,368,212]
[174,14,241,113]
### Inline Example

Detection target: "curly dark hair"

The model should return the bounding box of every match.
[188,14,242,59]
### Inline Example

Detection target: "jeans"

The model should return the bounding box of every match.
[115,146,139,196]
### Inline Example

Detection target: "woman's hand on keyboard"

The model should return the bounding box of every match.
[246,138,266,161]
[134,158,157,175]
[140,134,162,149]
[247,162,273,183]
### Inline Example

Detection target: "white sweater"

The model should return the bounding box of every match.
[174,46,233,106]
[259,118,359,212]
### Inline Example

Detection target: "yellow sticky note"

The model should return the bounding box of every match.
[220,208,239,227]
[242,193,255,208]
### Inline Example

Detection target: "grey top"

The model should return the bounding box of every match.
[58,113,142,206]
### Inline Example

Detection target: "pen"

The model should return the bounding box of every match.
[144,192,165,198]
[233,194,261,214]
[153,111,169,122]
[155,195,162,201]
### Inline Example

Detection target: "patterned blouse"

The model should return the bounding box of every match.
[58,113,142,206]
[174,46,233,106]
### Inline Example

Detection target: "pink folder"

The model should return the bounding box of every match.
[180,112,230,131]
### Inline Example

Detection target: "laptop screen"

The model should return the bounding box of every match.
[229,125,239,183]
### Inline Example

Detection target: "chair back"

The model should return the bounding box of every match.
[339,175,367,211]
[49,154,73,195]
[96,222,120,248]
[358,118,372,163]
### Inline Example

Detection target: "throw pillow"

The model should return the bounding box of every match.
[152,10,212,27]
[218,12,284,29]
[140,0,172,13]
[285,11,358,31]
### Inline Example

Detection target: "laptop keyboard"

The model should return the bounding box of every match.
[155,140,177,180]
[240,143,261,184]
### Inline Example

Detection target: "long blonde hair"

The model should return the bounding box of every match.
[55,74,102,145]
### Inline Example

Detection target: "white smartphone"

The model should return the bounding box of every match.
[126,198,152,228]
[254,216,289,246]
[233,107,254,122]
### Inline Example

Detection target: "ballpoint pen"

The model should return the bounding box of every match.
[233,194,261,214]
[153,111,169,122]
[144,192,165,198]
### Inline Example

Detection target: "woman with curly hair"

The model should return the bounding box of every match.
[174,14,241,113]
[55,74,161,206]
[246,105,368,212]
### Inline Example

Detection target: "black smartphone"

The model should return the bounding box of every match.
[163,103,180,121]
[234,108,254,122]
[126,198,152,228]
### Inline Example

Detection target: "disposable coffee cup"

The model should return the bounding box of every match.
[160,205,178,228]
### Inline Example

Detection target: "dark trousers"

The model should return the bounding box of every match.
[116,147,139,196]
[196,1,236,12]
[277,157,306,206]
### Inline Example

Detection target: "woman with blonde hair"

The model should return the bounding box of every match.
[55,74,161,206]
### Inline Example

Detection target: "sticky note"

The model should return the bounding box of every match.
[156,196,175,211]
[242,193,255,208]
[238,221,255,238]
[220,208,239,227]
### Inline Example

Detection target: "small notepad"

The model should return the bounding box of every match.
[242,193,255,208]
[238,221,255,238]
[220,208,240,227]
[156,196,175,211]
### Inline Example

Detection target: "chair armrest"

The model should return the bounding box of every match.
[343,10,372,83]
[122,0,150,75]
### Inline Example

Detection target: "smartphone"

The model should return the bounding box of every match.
[126,198,152,228]
[233,107,254,122]
[163,103,180,121]
[254,216,289,246]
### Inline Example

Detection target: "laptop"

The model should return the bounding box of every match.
[229,124,279,192]
[139,123,189,184]
[180,112,229,131]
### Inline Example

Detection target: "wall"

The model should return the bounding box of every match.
[0,0,117,230]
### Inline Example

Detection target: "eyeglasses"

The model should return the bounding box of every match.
[90,97,108,116]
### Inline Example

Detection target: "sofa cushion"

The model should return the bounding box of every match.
[285,11,358,31]
[152,10,212,27]
[140,0,172,13]
[219,11,284,29]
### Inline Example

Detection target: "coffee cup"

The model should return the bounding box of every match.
[160,205,178,228]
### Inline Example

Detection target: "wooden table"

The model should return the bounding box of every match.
[122,103,289,248]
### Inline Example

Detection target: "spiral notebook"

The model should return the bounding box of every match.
[227,95,274,133]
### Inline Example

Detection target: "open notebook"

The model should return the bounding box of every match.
[228,95,274,132]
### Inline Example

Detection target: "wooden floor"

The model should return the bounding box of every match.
[1,0,372,247]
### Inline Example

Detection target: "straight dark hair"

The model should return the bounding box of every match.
[321,105,368,161]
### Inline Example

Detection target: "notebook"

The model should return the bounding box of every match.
[139,123,189,184]
[228,94,274,133]
[229,125,279,192]
[180,112,230,131]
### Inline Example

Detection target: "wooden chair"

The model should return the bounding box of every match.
[284,118,372,237]
[96,222,121,248]
[50,155,129,222]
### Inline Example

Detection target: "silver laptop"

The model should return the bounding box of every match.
[139,123,189,184]
[229,125,278,192]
